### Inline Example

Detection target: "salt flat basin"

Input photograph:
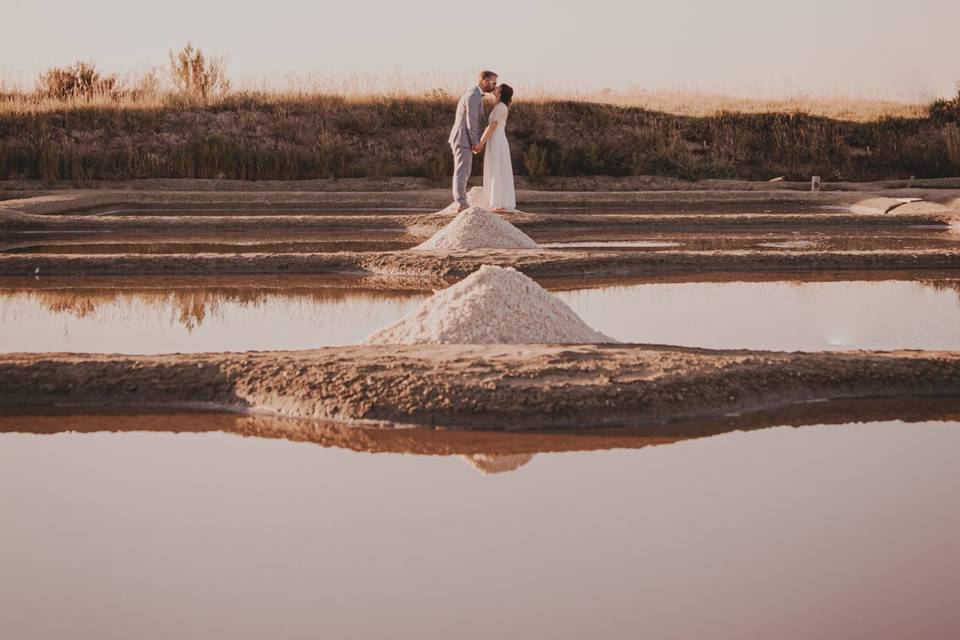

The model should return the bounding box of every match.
[4,226,960,255]
[2,273,960,353]
[0,229,417,254]
[1,410,958,639]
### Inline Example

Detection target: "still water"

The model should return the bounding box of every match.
[2,275,959,353]
[1,415,958,640]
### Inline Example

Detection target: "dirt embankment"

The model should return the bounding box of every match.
[2,184,960,216]
[2,247,959,279]
[2,345,959,430]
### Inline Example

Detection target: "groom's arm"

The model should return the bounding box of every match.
[467,92,482,147]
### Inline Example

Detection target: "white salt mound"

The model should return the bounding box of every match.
[365,265,615,344]
[415,206,538,251]
[435,187,490,214]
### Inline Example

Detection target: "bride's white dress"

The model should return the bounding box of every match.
[482,102,517,211]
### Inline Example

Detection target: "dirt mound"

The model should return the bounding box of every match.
[364,265,614,344]
[415,206,538,251]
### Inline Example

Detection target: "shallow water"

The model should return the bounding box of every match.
[531,226,960,250]
[0,230,415,255]
[1,413,958,640]
[2,275,959,353]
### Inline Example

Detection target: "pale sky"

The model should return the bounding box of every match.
[2,0,959,99]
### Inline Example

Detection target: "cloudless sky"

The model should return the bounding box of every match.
[2,0,959,99]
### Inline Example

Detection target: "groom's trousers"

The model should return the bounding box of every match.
[451,143,473,208]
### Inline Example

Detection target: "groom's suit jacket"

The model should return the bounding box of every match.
[448,86,484,148]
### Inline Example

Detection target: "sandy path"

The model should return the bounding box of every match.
[2,345,958,430]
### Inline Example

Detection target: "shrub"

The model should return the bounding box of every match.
[944,123,960,171]
[424,151,450,183]
[168,43,229,102]
[523,143,549,182]
[37,143,60,185]
[931,96,960,123]
[37,62,117,100]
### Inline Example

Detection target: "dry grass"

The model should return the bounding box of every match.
[577,88,928,122]
[1,68,958,183]
[0,69,932,122]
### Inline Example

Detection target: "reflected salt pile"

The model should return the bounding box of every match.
[462,453,535,475]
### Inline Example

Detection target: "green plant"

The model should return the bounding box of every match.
[523,143,549,182]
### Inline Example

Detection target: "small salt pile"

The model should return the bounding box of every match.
[435,186,491,214]
[365,265,615,344]
[415,206,538,251]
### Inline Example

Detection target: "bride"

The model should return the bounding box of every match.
[477,84,516,213]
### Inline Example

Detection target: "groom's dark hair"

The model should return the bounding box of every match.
[479,70,498,81]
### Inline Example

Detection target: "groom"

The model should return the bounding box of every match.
[448,70,498,212]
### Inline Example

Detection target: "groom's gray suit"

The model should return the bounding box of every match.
[448,85,484,208]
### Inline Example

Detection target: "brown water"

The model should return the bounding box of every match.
[0,230,415,255]
[2,274,959,353]
[534,227,960,251]
[1,409,958,640]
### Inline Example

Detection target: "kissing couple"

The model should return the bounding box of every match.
[448,70,517,213]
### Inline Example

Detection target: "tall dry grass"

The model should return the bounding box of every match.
[1,61,958,183]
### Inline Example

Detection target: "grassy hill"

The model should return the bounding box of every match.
[2,90,959,185]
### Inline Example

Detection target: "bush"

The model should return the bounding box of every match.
[944,123,960,171]
[37,62,117,100]
[424,151,450,183]
[168,43,229,102]
[930,95,960,124]
[523,143,549,182]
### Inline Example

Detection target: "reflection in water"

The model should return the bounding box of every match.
[462,453,536,475]
[2,274,960,353]
[1,404,959,639]
[539,240,682,248]
[3,396,959,463]
[530,227,960,251]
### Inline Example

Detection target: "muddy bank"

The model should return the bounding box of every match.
[4,176,960,195]
[3,186,959,217]
[3,247,959,278]
[2,345,958,430]
[2,210,952,237]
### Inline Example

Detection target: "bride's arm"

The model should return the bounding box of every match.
[478,120,498,148]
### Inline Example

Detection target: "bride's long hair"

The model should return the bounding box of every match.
[497,84,514,107]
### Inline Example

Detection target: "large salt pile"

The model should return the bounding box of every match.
[365,265,615,344]
[415,206,538,251]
